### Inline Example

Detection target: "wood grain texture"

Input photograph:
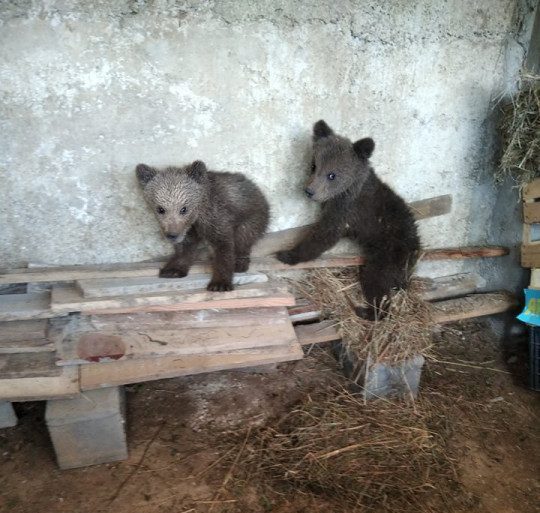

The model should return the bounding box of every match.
[521,243,540,268]
[523,202,540,224]
[416,273,486,301]
[77,272,268,298]
[80,343,304,390]
[0,245,509,285]
[421,246,509,260]
[51,283,295,315]
[0,352,61,379]
[0,366,79,402]
[56,308,296,365]
[87,307,289,331]
[523,178,540,201]
[0,319,47,342]
[431,292,517,324]
[295,320,341,346]
[0,292,53,321]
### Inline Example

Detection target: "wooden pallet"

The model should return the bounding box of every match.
[522,178,540,267]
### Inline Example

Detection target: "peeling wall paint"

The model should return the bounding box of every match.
[0,1,537,290]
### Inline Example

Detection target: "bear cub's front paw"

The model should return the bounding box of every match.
[207,280,234,292]
[159,266,189,279]
[275,250,300,266]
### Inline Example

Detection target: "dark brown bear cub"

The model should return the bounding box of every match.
[276,120,420,319]
[136,161,270,292]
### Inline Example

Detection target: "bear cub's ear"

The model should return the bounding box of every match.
[136,164,157,186]
[187,160,207,183]
[313,119,335,140]
[353,138,375,159]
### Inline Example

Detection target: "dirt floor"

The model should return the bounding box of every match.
[0,319,539,513]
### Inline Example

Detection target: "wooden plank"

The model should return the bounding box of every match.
[77,272,268,298]
[407,194,452,220]
[0,292,53,322]
[288,301,321,324]
[432,292,517,324]
[242,194,453,256]
[0,340,54,354]
[51,283,295,315]
[56,309,297,365]
[416,273,486,301]
[0,319,47,342]
[295,320,341,346]
[0,245,509,285]
[421,246,509,260]
[0,366,79,402]
[521,243,540,268]
[0,352,61,379]
[88,307,289,331]
[80,343,303,390]
[523,202,540,223]
[523,178,540,201]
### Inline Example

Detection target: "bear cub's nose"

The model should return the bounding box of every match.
[304,187,314,198]
[165,233,178,241]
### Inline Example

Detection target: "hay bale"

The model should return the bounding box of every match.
[498,73,540,188]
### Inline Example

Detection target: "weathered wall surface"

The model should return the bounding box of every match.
[0,1,536,287]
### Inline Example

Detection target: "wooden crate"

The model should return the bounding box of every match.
[522,178,540,267]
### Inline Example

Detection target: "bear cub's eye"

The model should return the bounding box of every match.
[157,206,166,215]
[179,206,187,215]
[327,172,336,181]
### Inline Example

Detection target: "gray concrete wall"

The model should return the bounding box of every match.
[0,1,537,289]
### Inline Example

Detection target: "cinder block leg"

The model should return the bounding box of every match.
[0,401,17,428]
[45,386,128,469]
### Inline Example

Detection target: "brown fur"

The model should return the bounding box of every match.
[276,120,420,319]
[136,161,270,291]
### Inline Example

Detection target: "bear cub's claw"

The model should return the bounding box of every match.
[159,267,189,279]
[207,280,234,292]
[275,250,300,266]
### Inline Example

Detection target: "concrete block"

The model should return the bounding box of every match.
[333,341,425,400]
[45,387,127,469]
[0,401,17,428]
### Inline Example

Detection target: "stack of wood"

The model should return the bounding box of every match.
[0,194,516,403]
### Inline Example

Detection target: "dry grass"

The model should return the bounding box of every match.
[291,268,433,364]
[498,73,540,188]
[217,366,459,513]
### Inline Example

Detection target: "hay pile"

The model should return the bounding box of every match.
[498,73,540,188]
[220,382,456,512]
[292,268,433,364]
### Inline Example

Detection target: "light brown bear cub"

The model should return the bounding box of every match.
[136,161,270,291]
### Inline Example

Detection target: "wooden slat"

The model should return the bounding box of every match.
[0,319,47,341]
[295,320,341,346]
[80,343,304,390]
[421,246,509,260]
[0,292,54,322]
[416,273,486,301]
[521,243,540,268]
[0,352,61,379]
[288,301,321,324]
[88,307,289,331]
[0,366,79,402]
[245,194,453,256]
[56,308,296,365]
[51,283,295,316]
[523,178,540,201]
[77,272,268,298]
[432,292,517,324]
[407,194,452,220]
[523,202,540,223]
